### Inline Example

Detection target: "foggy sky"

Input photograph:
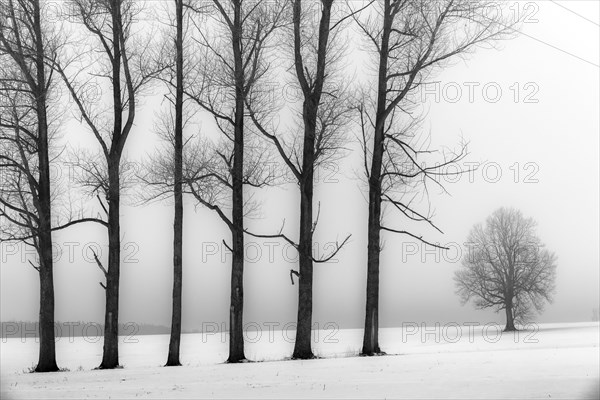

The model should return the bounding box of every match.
[1,1,598,332]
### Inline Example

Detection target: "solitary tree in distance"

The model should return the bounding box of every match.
[454,207,557,331]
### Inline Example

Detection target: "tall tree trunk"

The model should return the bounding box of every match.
[363,121,384,355]
[362,0,391,356]
[362,181,382,355]
[166,0,184,367]
[228,216,245,362]
[31,0,58,373]
[35,239,58,372]
[34,100,58,373]
[227,2,245,363]
[292,102,317,360]
[35,147,58,372]
[100,1,123,369]
[100,162,121,369]
[289,0,334,361]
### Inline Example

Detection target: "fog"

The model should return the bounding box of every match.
[1,1,598,332]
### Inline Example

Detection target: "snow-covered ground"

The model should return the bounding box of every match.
[1,322,598,399]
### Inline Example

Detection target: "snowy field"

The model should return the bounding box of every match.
[1,322,598,399]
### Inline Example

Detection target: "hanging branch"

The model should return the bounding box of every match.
[28,260,40,272]
[222,239,233,253]
[96,194,108,216]
[90,248,107,290]
[290,269,300,285]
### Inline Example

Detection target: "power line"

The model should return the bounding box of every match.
[490,18,600,68]
[549,0,600,27]
[519,29,599,68]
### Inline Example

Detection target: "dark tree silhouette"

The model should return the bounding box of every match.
[351,0,517,355]
[246,0,357,360]
[166,0,185,368]
[136,0,208,366]
[0,0,60,372]
[455,207,557,331]
[1,0,105,371]
[182,0,286,363]
[53,0,160,369]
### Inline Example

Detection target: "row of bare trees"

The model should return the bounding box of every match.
[1,0,516,371]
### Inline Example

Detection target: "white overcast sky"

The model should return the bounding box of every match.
[1,0,599,330]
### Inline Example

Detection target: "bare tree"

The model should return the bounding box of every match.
[140,0,188,367]
[351,0,517,355]
[166,0,186,368]
[52,0,160,369]
[455,208,557,331]
[142,0,189,368]
[180,0,285,363]
[245,0,360,359]
[0,0,61,372]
